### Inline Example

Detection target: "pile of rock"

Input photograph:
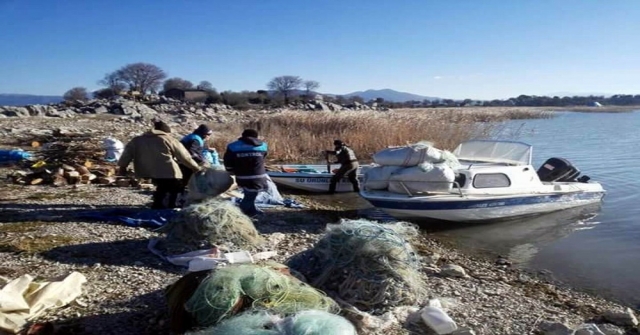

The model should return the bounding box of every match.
[295,99,392,112]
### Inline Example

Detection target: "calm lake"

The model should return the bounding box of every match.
[307,110,639,306]
[427,111,640,306]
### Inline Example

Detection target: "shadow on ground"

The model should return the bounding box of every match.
[25,289,171,335]
[40,238,183,273]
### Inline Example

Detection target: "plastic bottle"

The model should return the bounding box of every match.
[210,148,220,165]
[420,299,458,334]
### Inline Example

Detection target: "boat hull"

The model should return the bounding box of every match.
[267,165,368,193]
[360,189,606,223]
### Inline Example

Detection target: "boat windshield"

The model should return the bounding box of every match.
[453,140,532,165]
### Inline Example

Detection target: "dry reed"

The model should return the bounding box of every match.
[208,107,552,163]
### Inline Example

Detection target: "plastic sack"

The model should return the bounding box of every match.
[373,142,442,167]
[187,166,234,202]
[0,149,32,163]
[203,149,220,166]
[102,137,124,162]
[280,310,357,335]
[363,165,403,190]
[388,163,455,194]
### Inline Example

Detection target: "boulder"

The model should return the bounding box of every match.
[537,321,574,335]
[603,308,638,327]
[440,264,467,278]
[574,324,605,335]
[596,323,624,335]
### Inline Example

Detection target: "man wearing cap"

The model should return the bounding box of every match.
[325,140,360,194]
[223,129,268,217]
[179,124,213,186]
[118,121,202,209]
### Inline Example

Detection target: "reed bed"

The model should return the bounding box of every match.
[209,107,552,163]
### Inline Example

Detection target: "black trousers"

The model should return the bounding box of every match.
[152,178,184,209]
[179,165,194,190]
[329,162,360,193]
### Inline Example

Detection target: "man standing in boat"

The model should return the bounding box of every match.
[325,140,360,194]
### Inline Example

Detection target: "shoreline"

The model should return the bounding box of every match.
[1,181,638,334]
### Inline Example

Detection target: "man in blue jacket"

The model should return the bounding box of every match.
[179,124,212,187]
[223,129,268,217]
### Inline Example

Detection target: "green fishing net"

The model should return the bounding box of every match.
[187,310,356,335]
[185,264,340,328]
[287,219,427,314]
[160,198,265,251]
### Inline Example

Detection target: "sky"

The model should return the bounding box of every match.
[1,0,640,100]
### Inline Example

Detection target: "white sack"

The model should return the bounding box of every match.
[363,165,404,190]
[388,163,455,194]
[373,142,443,167]
[102,137,124,162]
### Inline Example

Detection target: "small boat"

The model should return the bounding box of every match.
[267,164,371,193]
[359,140,606,222]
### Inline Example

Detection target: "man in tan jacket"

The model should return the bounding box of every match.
[118,121,202,209]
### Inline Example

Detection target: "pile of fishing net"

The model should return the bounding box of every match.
[183,263,340,328]
[160,198,264,251]
[187,166,235,203]
[287,219,427,314]
[187,310,356,335]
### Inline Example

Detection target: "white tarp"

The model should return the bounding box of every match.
[453,140,532,165]
[0,272,86,333]
[388,163,455,194]
[373,142,443,167]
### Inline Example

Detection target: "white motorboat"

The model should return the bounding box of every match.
[359,140,606,222]
[267,164,372,193]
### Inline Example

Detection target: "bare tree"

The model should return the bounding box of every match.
[303,80,320,98]
[163,77,194,92]
[98,72,126,93]
[112,62,167,94]
[63,87,89,102]
[267,75,303,104]
[197,80,214,91]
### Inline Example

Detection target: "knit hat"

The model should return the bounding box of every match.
[242,129,259,138]
[333,139,344,146]
[195,124,212,136]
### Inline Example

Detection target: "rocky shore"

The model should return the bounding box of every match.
[1,104,639,335]
[1,178,638,335]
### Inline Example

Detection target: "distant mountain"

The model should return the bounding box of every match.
[343,89,438,103]
[0,94,63,106]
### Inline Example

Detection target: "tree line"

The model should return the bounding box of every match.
[62,62,640,108]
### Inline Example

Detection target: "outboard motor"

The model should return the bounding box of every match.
[537,157,581,182]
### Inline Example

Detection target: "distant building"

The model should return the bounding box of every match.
[163,88,209,102]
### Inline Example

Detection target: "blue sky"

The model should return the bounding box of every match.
[1,0,639,99]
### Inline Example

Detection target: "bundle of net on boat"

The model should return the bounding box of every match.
[186,309,356,335]
[159,198,264,252]
[184,263,340,328]
[286,219,427,314]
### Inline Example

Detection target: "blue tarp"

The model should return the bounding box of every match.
[0,149,32,163]
[77,208,178,228]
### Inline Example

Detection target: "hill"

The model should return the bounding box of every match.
[0,94,63,106]
[343,89,438,103]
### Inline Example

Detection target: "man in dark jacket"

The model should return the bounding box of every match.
[179,124,212,187]
[223,129,268,216]
[325,139,360,194]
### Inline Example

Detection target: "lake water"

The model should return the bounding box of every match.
[304,111,640,306]
[427,111,640,306]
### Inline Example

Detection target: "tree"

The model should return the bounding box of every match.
[63,87,89,102]
[93,88,118,99]
[267,75,303,104]
[163,77,194,92]
[303,80,320,98]
[98,72,126,94]
[197,80,214,91]
[109,62,167,94]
